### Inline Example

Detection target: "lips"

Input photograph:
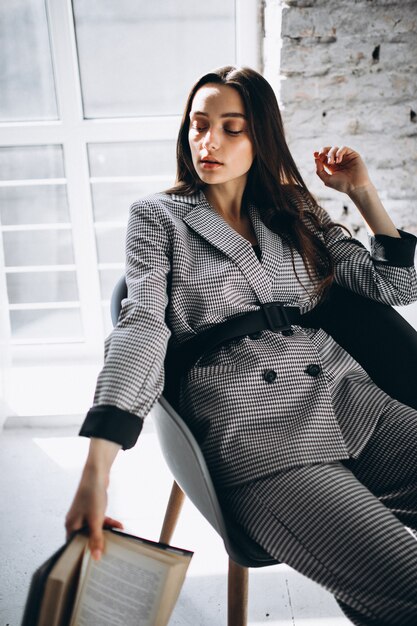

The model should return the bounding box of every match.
[200,157,223,164]
[200,160,223,170]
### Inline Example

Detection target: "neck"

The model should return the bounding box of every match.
[202,180,247,222]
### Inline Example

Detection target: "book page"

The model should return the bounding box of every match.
[70,539,169,626]
[109,531,186,566]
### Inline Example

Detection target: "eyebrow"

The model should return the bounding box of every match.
[190,111,247,120]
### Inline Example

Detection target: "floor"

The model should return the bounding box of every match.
[0,415,351,626]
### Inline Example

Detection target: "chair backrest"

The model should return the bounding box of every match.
[111,275,128,327]
[153,398,277,567]
[110,274,277,568]
[306,283,417,410]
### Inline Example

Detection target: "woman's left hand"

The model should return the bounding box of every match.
[314,146,373,196]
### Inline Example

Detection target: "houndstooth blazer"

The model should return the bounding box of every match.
[81,187,417,488]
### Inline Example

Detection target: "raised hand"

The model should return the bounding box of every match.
[313,145,400,237]
[314,146,373,195]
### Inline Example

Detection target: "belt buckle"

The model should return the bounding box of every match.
[262,302,291,332]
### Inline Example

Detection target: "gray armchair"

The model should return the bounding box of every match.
[111,272,417,625]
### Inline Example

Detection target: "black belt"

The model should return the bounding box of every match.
[164,302,320,384]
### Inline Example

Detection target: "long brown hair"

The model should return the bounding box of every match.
[165,65,340,296]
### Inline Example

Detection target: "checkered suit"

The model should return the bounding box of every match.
[85,187,417,489]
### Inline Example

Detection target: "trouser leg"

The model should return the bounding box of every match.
[335,399,417,624]
[218,461,417,625]
[342,399,417,530]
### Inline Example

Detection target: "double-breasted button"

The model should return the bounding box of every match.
[249,331,262,340]
[305,364,321,377]
[263,369,277,383]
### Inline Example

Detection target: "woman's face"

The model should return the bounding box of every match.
[188,83,255,189]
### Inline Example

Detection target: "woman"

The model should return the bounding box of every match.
[66,66,417,625]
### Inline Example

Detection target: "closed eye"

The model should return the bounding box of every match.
[191,125,243,136]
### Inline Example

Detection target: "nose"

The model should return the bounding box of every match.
[201,128,219,151]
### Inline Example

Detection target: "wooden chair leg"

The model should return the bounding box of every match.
[228,558,248,626]
[159,480,185,544]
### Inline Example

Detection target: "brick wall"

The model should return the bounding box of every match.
[263,0,417,241]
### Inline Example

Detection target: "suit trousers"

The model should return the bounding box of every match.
[217,399,417,625]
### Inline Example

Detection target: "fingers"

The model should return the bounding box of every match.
[327,146,339,164]
[313,145,350,187]
[314,147,333,176]
[335,146,349,163]
[88,516,124,561]
[65,512,103,558]
[65,516,119,561]
[314,145,352,166]
[104,516,124,530]
[88,517,124,561]
[314,155,331,186]
[88,516,105,561]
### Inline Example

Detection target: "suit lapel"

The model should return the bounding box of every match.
[181,191,281,303]
[247,203,284,280]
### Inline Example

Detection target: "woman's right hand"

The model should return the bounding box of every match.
[65,465,124,561]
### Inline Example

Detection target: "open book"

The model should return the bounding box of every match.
[21,526,193,626]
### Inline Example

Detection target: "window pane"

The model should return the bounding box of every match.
[88,141,176,177]
[0,0,58,122]
[0,146,64,181]
[10,309,83,341]
[73,0,236,118]
[0,185,69,225]
[92,180,174,223]
[3,230,75,266]
[7,271,79,304]
[95,226,125,264]
[89,141,176,221]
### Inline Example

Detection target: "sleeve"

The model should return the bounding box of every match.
[78,199,172,450]
[301,189,417,306]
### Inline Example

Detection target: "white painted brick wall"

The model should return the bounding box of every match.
[263,0,417,242]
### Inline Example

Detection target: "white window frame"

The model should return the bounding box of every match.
[0,0,262,370]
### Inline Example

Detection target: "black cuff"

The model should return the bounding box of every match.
[371,229,417,267]
[79,405,143,450]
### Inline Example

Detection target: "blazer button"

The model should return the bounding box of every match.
[263,369,277,383]
[249,331,262,340]
[305,364,321,377]
[282,328,294,337]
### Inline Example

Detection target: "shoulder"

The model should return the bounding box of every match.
[128,192,176,220]
[128,191,203,223]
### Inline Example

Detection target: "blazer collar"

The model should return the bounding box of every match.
[180,190,283,303]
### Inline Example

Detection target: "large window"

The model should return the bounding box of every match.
[0,0,260,419]
[0,0,261,365]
